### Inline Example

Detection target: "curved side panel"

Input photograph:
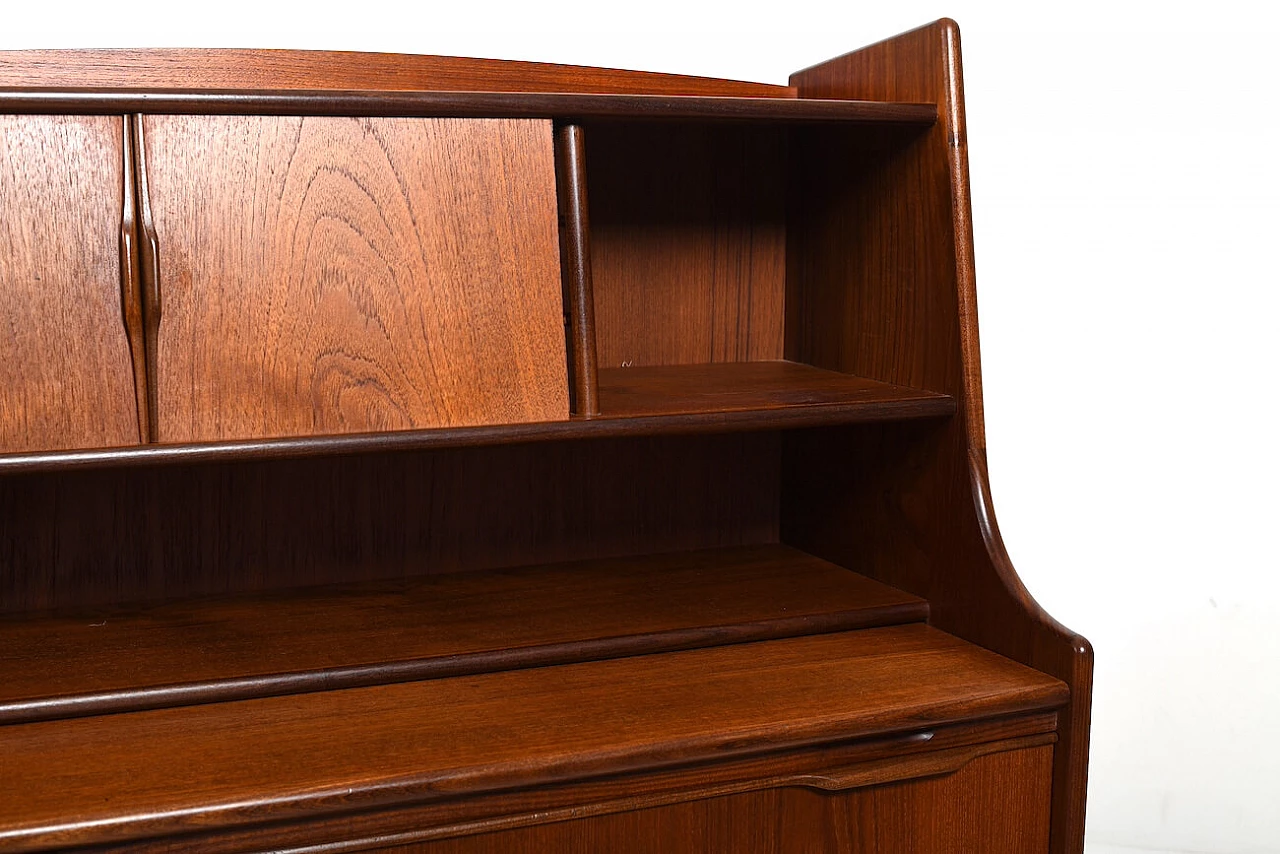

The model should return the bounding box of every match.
[785,19,1092,854]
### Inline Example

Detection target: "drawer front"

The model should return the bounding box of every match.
[380,745,1053,854]
[140,115,569,442]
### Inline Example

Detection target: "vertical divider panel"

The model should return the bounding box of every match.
[554,123,601,416]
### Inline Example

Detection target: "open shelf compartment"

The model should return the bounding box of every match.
[0,544,927,724]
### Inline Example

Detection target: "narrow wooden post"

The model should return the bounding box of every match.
[554,123,601,417]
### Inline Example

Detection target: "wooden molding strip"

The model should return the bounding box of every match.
[0,364,955,476]
[0,89,937,123]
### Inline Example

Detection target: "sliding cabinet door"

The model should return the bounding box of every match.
[0,115,141,453]
[139,116,568,443]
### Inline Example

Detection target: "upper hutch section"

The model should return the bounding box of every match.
[0,46,951,471]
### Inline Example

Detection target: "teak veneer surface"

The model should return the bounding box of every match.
[0,544,927,723]
[395,745,1054,854]
[0,49,792,96]
[84,719,1058,854]
[0,434,783,614]
[0,625,1067,852]
[0,115,140,453]
[588,123,787,368]
[595,361,945,418]
[142,115,568,441]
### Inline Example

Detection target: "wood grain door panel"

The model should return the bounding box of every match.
[0,114,140,453]
[140,115,568,442]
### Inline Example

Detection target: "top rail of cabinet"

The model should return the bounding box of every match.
[0,89,937,124]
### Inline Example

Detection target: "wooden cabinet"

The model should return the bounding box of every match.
[0,19,1092,854]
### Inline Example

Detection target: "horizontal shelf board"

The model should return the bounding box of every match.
[0,625,1067,851]
[0,544,926,725]
[596,361,946,418]
[0,88,937,124]
[0,362,953,475]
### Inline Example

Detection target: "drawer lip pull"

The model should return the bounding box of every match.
[132,114,161,442]
[118,115,149,442]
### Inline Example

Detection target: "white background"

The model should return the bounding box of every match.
[4,2,1277,852]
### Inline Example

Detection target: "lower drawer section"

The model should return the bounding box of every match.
[378,745,1054,854]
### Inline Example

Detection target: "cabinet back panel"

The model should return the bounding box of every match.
[142,115,568,442]
[785,125,956,395]
[588,123,786,369]
[0,115,140,453]
[0,434,779,614]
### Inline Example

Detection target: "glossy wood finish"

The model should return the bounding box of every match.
[785,20,1092,853]
[394,745,1054,854]
[0,89,936,123]
[132,114,163,439]
[589,122,787,367]
[118,116,151,438]
[0,114,140,452]
[0,626,1066,851]
[0,48,793,96]
[597,361,949,418]
[555,123,601,415]
[0,28,1088,854]
[0,367,954,476]
[90,718,1058,854]
[0,435,781,614]
[141,115,568,441]
[0,544,926,724]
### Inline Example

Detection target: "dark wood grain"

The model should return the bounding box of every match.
[0,114,140,453]
[0,368,954,477]
[0,626,1066,851]
[0,89,937,123]
[390,745,1054,854]
[88,719,1058,854]
[555,123,600,415]
[786,20,1092,854]
[589,122,788,367]
[596,361,949,418]
[0,544,926,723]
[0,49,793,96]
[141,115,569,441]
[0,434,780,614]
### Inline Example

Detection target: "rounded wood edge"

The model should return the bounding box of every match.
[0,49,792,97]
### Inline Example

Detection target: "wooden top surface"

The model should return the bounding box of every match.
[0,49,791,96]
[0,624,1067,851]
[0,544,926,723]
